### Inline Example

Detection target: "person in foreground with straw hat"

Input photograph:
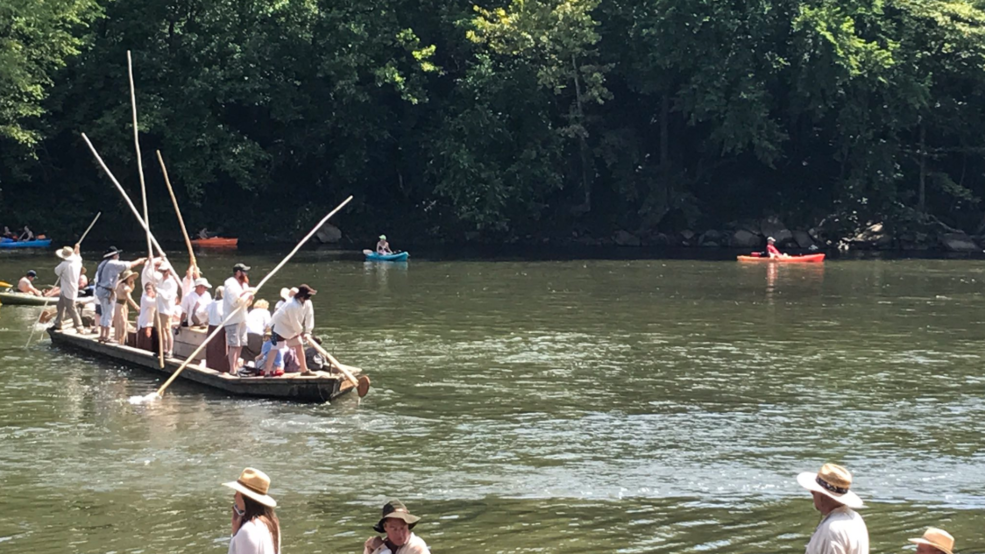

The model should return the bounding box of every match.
[94,247,146,343]
[52,244,85,333]
[112,270,140,345]
[269,284,317,375]
[797,463,869,554]
[908,528,954,554]
[224,468,280,554]
[364,500,430,554]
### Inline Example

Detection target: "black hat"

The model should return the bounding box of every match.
[373,500,420,533]
[103,246,123,259]
[26,270,37,277]
[233,263,251,273]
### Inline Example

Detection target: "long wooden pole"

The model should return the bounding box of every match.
[78,212,101,244]
[80,133,167,257]
[306,340,369,397]
[143,195,353,400]
[157,151,196,269]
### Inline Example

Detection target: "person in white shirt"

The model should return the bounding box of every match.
[269,284,316,375]
[52,244,85,332]
[908,528,955,554]
[244,299,271,361]
[181,265,201,298]
[797,463,868,554]
[274,287,296,312]
[136,283,158,352]
[180,278,212,327]
[364,500,430,554]
[153,260,182,357]
[223,468,280,554]
[223,263,254,374]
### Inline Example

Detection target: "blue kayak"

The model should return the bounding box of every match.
[365,251,409,262]
[0,238,52,249]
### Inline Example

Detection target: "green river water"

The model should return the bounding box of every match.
[1,249,984,553]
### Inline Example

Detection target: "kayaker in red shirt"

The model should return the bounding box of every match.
[766,237,789,259]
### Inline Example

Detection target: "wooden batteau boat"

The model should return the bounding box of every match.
[47,327,359,403]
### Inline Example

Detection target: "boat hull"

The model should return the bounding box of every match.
[191,237,238,248]
[365,251,409,262]
[737,253,826,263]
[0,291,90,306]
[0,239,52,249]
[48,329,353,403]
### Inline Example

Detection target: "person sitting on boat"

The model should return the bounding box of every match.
[112,270,140,344]
[223,468,281,554]
[364,500,429,554]
[95,247,147,344]
[304,336,327,372]
[224,263,255,374]
[197,227,214,240]
[136,283,158,352]
[377,235,392,255]
[269,284,317,376]
[244,298,271,362]
[18,226,34,242]
[52,244,85,333]
[206,286,229,373]
[78,266,91,294]
[180,277,212,327]
[257,335,289,377]
[18,270,44,296]
[765,237,789,259]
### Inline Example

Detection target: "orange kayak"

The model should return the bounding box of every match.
[191,237,238,248]
[737,253,825,263]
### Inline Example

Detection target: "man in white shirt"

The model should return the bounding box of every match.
[797,463,868,554]
[269,284,316,375]
[180,277,212,327]
[223,263,254,374]
[52,244,84,332]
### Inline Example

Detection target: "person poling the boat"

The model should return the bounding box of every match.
[908,528,955,554]
[52,244,86,333]
[275,287,296,312]
[112,270,140,344]
[180,277,212,327]
[181,264,201,298]
[223,467,281,554]
[269,284,317,376]
[136,283,158,351]
[148,258,181,357]
[94,247,146,344]
[798,463,868,554]
[765,237,789,259]
[224,263,255,374]
[364,500,430,554]
[377,235,392,255]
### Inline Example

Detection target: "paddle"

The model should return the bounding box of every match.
[157,151,197,270]
[130,195,354,403]
[307,339,370,397]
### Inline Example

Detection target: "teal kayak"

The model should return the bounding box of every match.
[365,251,409,262]
[0,238,52,249]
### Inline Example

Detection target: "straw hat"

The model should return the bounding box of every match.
[797,463,863,509]
[193,277,212,289]
[373,499,420,533]
[56,246,74,260]
[223,468,277,508]
[280,287,298,301]
[119,270,138,283]
[909,528,954,554]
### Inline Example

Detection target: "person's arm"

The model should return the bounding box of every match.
[127,292,140,311]
[128,257,147,269]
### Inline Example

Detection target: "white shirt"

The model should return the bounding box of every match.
[223,277,250,325]
[806,506,869,554]
[228,519,279,554]
[245,308,271,336]
[156,272,180,315]
[55,255,83,299]
[180,290,211,325]
[138,293,157,329]
[365,533,430,554]
[206,298,225,326]
[270,297,314,339]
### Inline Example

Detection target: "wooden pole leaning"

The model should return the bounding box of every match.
[142,195,354,401]
[307,340,370,397]
[157,151,197,269]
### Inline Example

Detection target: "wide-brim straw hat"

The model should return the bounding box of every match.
[373,499,420,533]
[223,467,277,508]
[119,270,138,282]
[56,246,74,260]
[193,277,212,289]
[909,528,955,554]
[797,463,863,509]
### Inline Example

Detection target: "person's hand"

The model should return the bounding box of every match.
[364,536,384,552]
[73,243,80,254]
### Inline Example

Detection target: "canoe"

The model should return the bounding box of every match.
[0,290,91,306]
[47,328,360,403]
[0,238,52,249]
[365,251,409,262]
[191,237,238,248]
[737,253,826,263]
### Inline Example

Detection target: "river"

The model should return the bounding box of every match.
[1,250,983,553]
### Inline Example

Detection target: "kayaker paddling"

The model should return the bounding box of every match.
[364,500,430,554]
[766,237,789,259]
[377,235,393,255]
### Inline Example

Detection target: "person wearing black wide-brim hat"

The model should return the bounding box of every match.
[363,500,429,554]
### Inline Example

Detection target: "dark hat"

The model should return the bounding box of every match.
[373,500,420,533]
[103,246,123,259]
[233,263,251,273]
[26,270,37,277]
[296,284,317,298]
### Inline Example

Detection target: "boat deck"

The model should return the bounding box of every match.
[48,329,354,402]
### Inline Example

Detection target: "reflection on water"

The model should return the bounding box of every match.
[2,254,985,553]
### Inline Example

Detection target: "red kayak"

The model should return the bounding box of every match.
[191,237,238,248]
[737,253,825,263]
